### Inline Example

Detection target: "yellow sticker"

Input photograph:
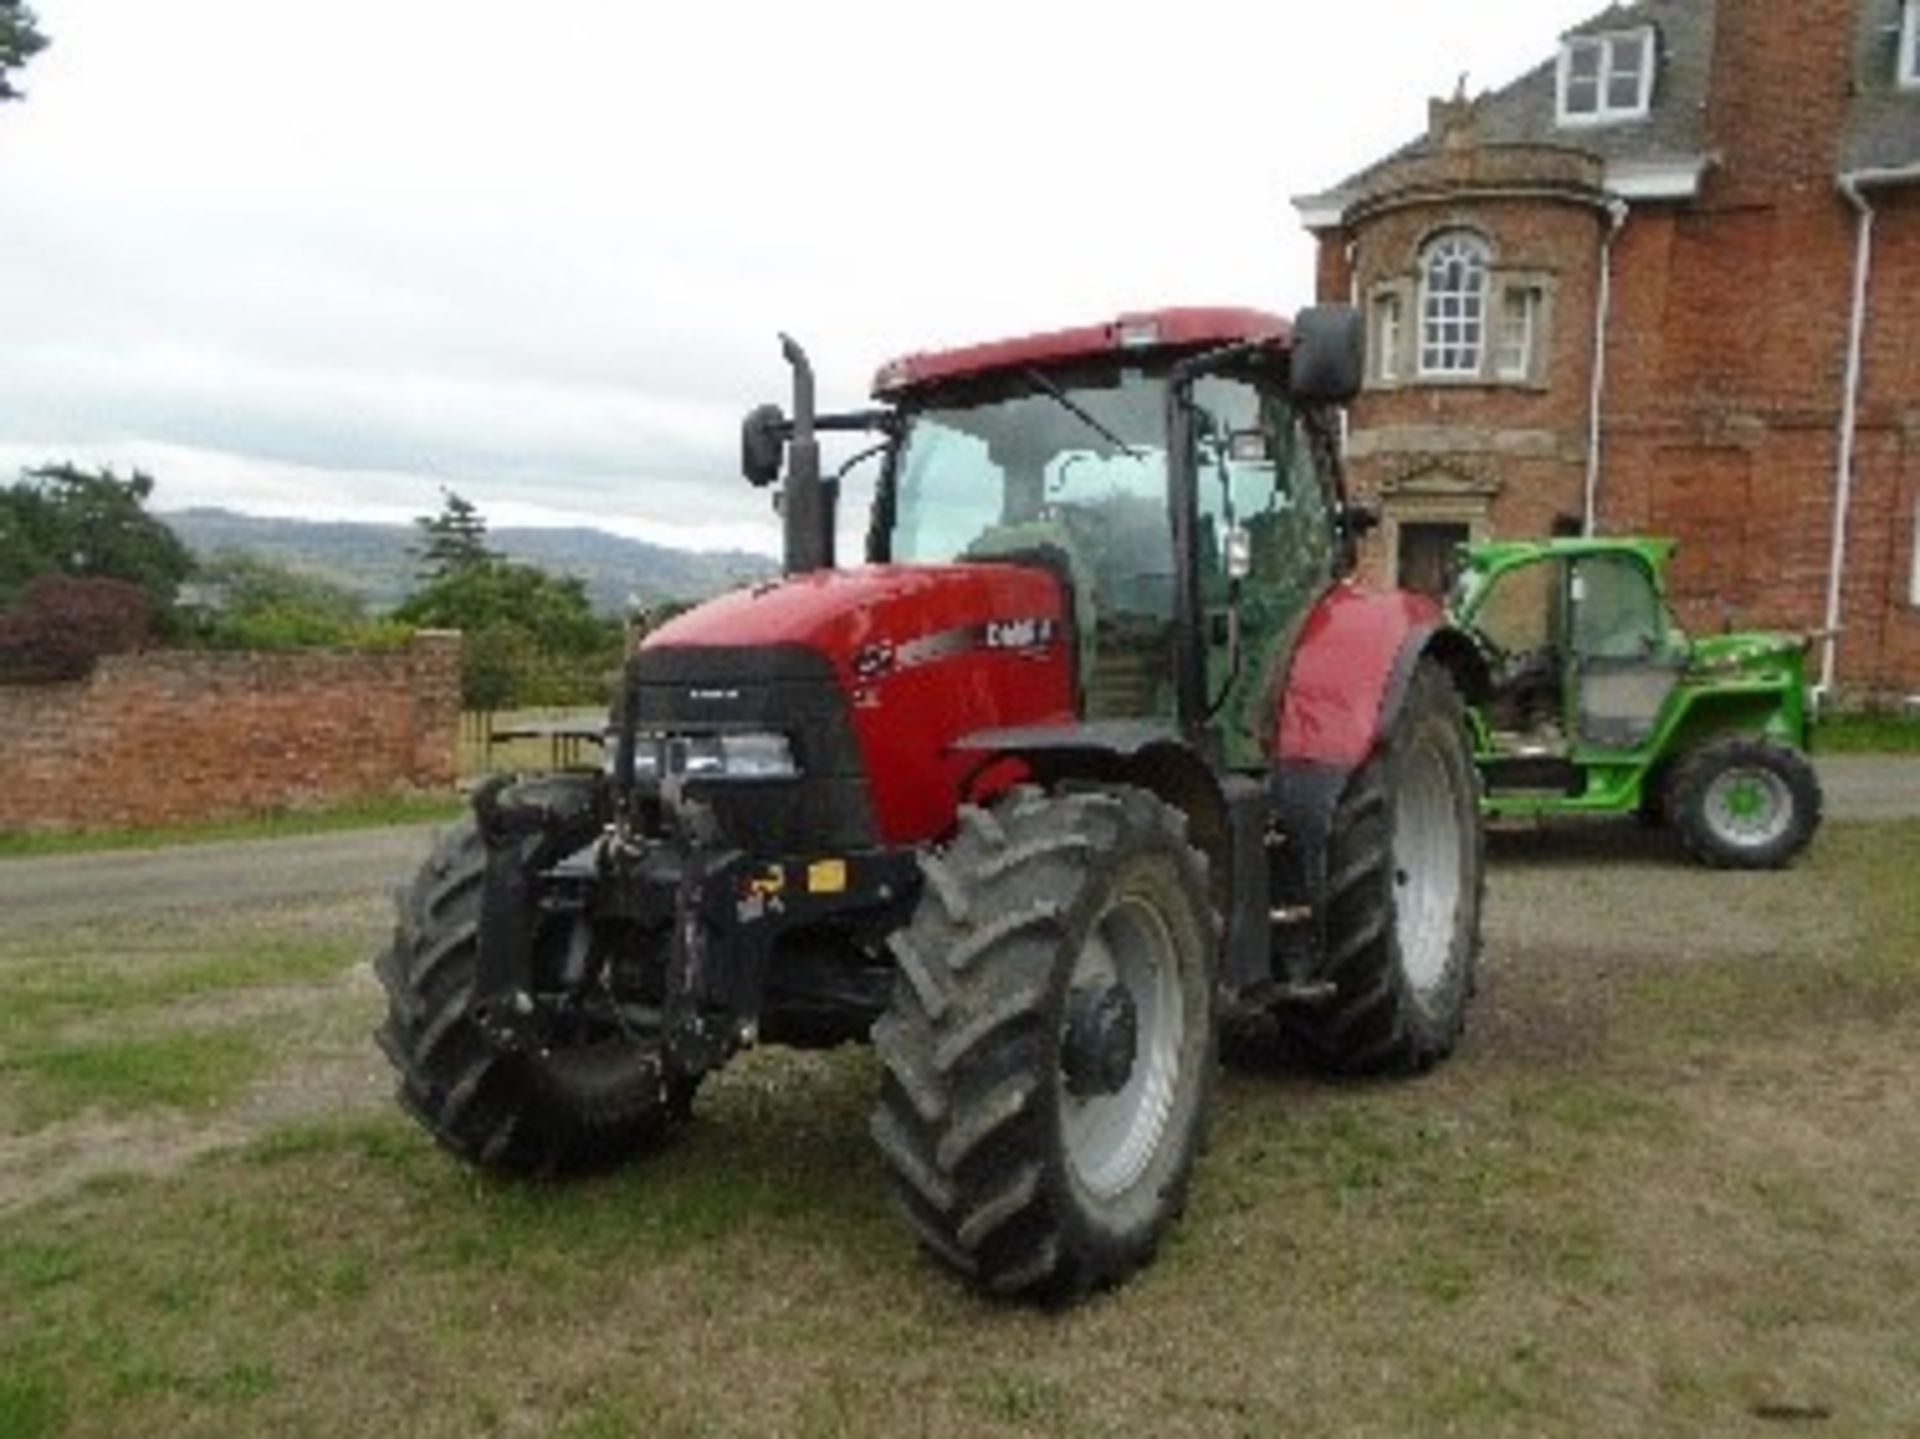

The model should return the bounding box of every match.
[807,859,849,895]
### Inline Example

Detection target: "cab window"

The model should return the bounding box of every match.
[1570,554,1663,659]
[1475,560,1558,657]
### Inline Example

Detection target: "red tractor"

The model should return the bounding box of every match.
[375,305,1487,1300]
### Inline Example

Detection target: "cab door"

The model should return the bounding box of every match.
[1188,376,1339,770]
[1466,553,1571,748]
[1566,551,1682,749]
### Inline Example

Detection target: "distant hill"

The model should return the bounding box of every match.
[162,507,776,615]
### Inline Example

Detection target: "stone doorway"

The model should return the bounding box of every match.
[1397,521,1470,598]
[1378,464,1500,598]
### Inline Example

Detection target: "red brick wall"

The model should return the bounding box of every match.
[1599,0,1916,694]
[1310,0,1920,698]
[1704,0,1855,205]
[0,631,461,832]
[1850,189,1920,694]
[1321,176,1609,589]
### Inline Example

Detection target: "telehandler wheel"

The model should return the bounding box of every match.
[1668,735,1821,869]
[1279,658,1483,1074]
[870,784,1216,1301]
[373,775,692,1175]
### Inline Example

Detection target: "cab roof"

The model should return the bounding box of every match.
[871,306,1291,399]
[1463,535,1679,571]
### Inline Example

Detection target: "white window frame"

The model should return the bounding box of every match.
[1495,285,1542,382]
[1901,0,1920,90]
[1374,291,1404,383]
[1418,232,1491,379]
[1911,496,1920,608]
[1557,27,1656,125]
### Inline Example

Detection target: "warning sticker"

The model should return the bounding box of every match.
[806,859,849,894]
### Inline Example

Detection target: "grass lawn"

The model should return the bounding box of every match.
[0,795,462,861]
[1813,707,1920,753]
[1,824,1916,1437]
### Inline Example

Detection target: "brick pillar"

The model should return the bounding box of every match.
[408,629,462,789]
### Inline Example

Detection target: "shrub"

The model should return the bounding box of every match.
[0,574,156,683]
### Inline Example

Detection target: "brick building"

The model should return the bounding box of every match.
[1295,0,1920,700]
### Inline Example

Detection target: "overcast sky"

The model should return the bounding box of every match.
[0,0,1603,555]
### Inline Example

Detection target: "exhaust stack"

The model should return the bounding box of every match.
[777,334,834,576]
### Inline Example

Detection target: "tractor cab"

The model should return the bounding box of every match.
[869,320,1347,767]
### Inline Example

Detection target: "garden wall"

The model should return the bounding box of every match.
[0,631,461,832]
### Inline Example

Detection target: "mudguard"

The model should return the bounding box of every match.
[1266,584,1486,986]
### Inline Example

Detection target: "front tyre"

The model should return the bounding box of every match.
[1668,736,1821,869]
[373,775,691,1175]
[1279,658,1484,1074]
[871,785,1216,1301]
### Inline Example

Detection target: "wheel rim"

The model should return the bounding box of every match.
[1393,730,1466,997]
[1703,765,1793,848]
[1058,893,1185,1201]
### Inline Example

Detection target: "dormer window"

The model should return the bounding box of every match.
[1901,0,1920,89]
[1557,27,1655,125]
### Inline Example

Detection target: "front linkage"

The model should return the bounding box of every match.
[465,769,917,1086]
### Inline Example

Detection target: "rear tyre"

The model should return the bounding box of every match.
[1668,736,1821,869]
[1635,762,1670,828]
[373,775,691,1174]
[871,785,1216,1301]
[1278,659,1484,1074]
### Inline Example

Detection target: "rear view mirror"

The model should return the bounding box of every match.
[741,403,787,488]
[1290,304,1364,405]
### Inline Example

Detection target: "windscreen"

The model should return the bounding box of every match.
[889,367,1178,716]
[893,369,1166,562]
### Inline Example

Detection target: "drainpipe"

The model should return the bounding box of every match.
[1826,177,1874,700]
[1825,164,1920,701]
[1342,239,1360,458]
[1584,198,1630,536]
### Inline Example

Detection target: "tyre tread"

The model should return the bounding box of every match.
[871,783,1215,1301]
[371,775,687,1176]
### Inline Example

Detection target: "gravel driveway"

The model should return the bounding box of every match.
[1807,754,1920,822]
[0,823,441,927]
[0,756,1912,929]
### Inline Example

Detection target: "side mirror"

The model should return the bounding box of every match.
[1290,304,1364,405]
[741,403,787,488]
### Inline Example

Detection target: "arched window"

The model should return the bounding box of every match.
[1419,232,1490,377]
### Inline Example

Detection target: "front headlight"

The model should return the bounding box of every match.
[708,732,799,779]
[620,731,800,781]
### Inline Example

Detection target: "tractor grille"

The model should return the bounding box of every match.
[623,644,876,855]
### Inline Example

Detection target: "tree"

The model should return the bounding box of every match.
[0,1,47,102]
[186,549,400,651]
[0,464,195,612]
[395,557,623,709]
[410,488,498,583]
